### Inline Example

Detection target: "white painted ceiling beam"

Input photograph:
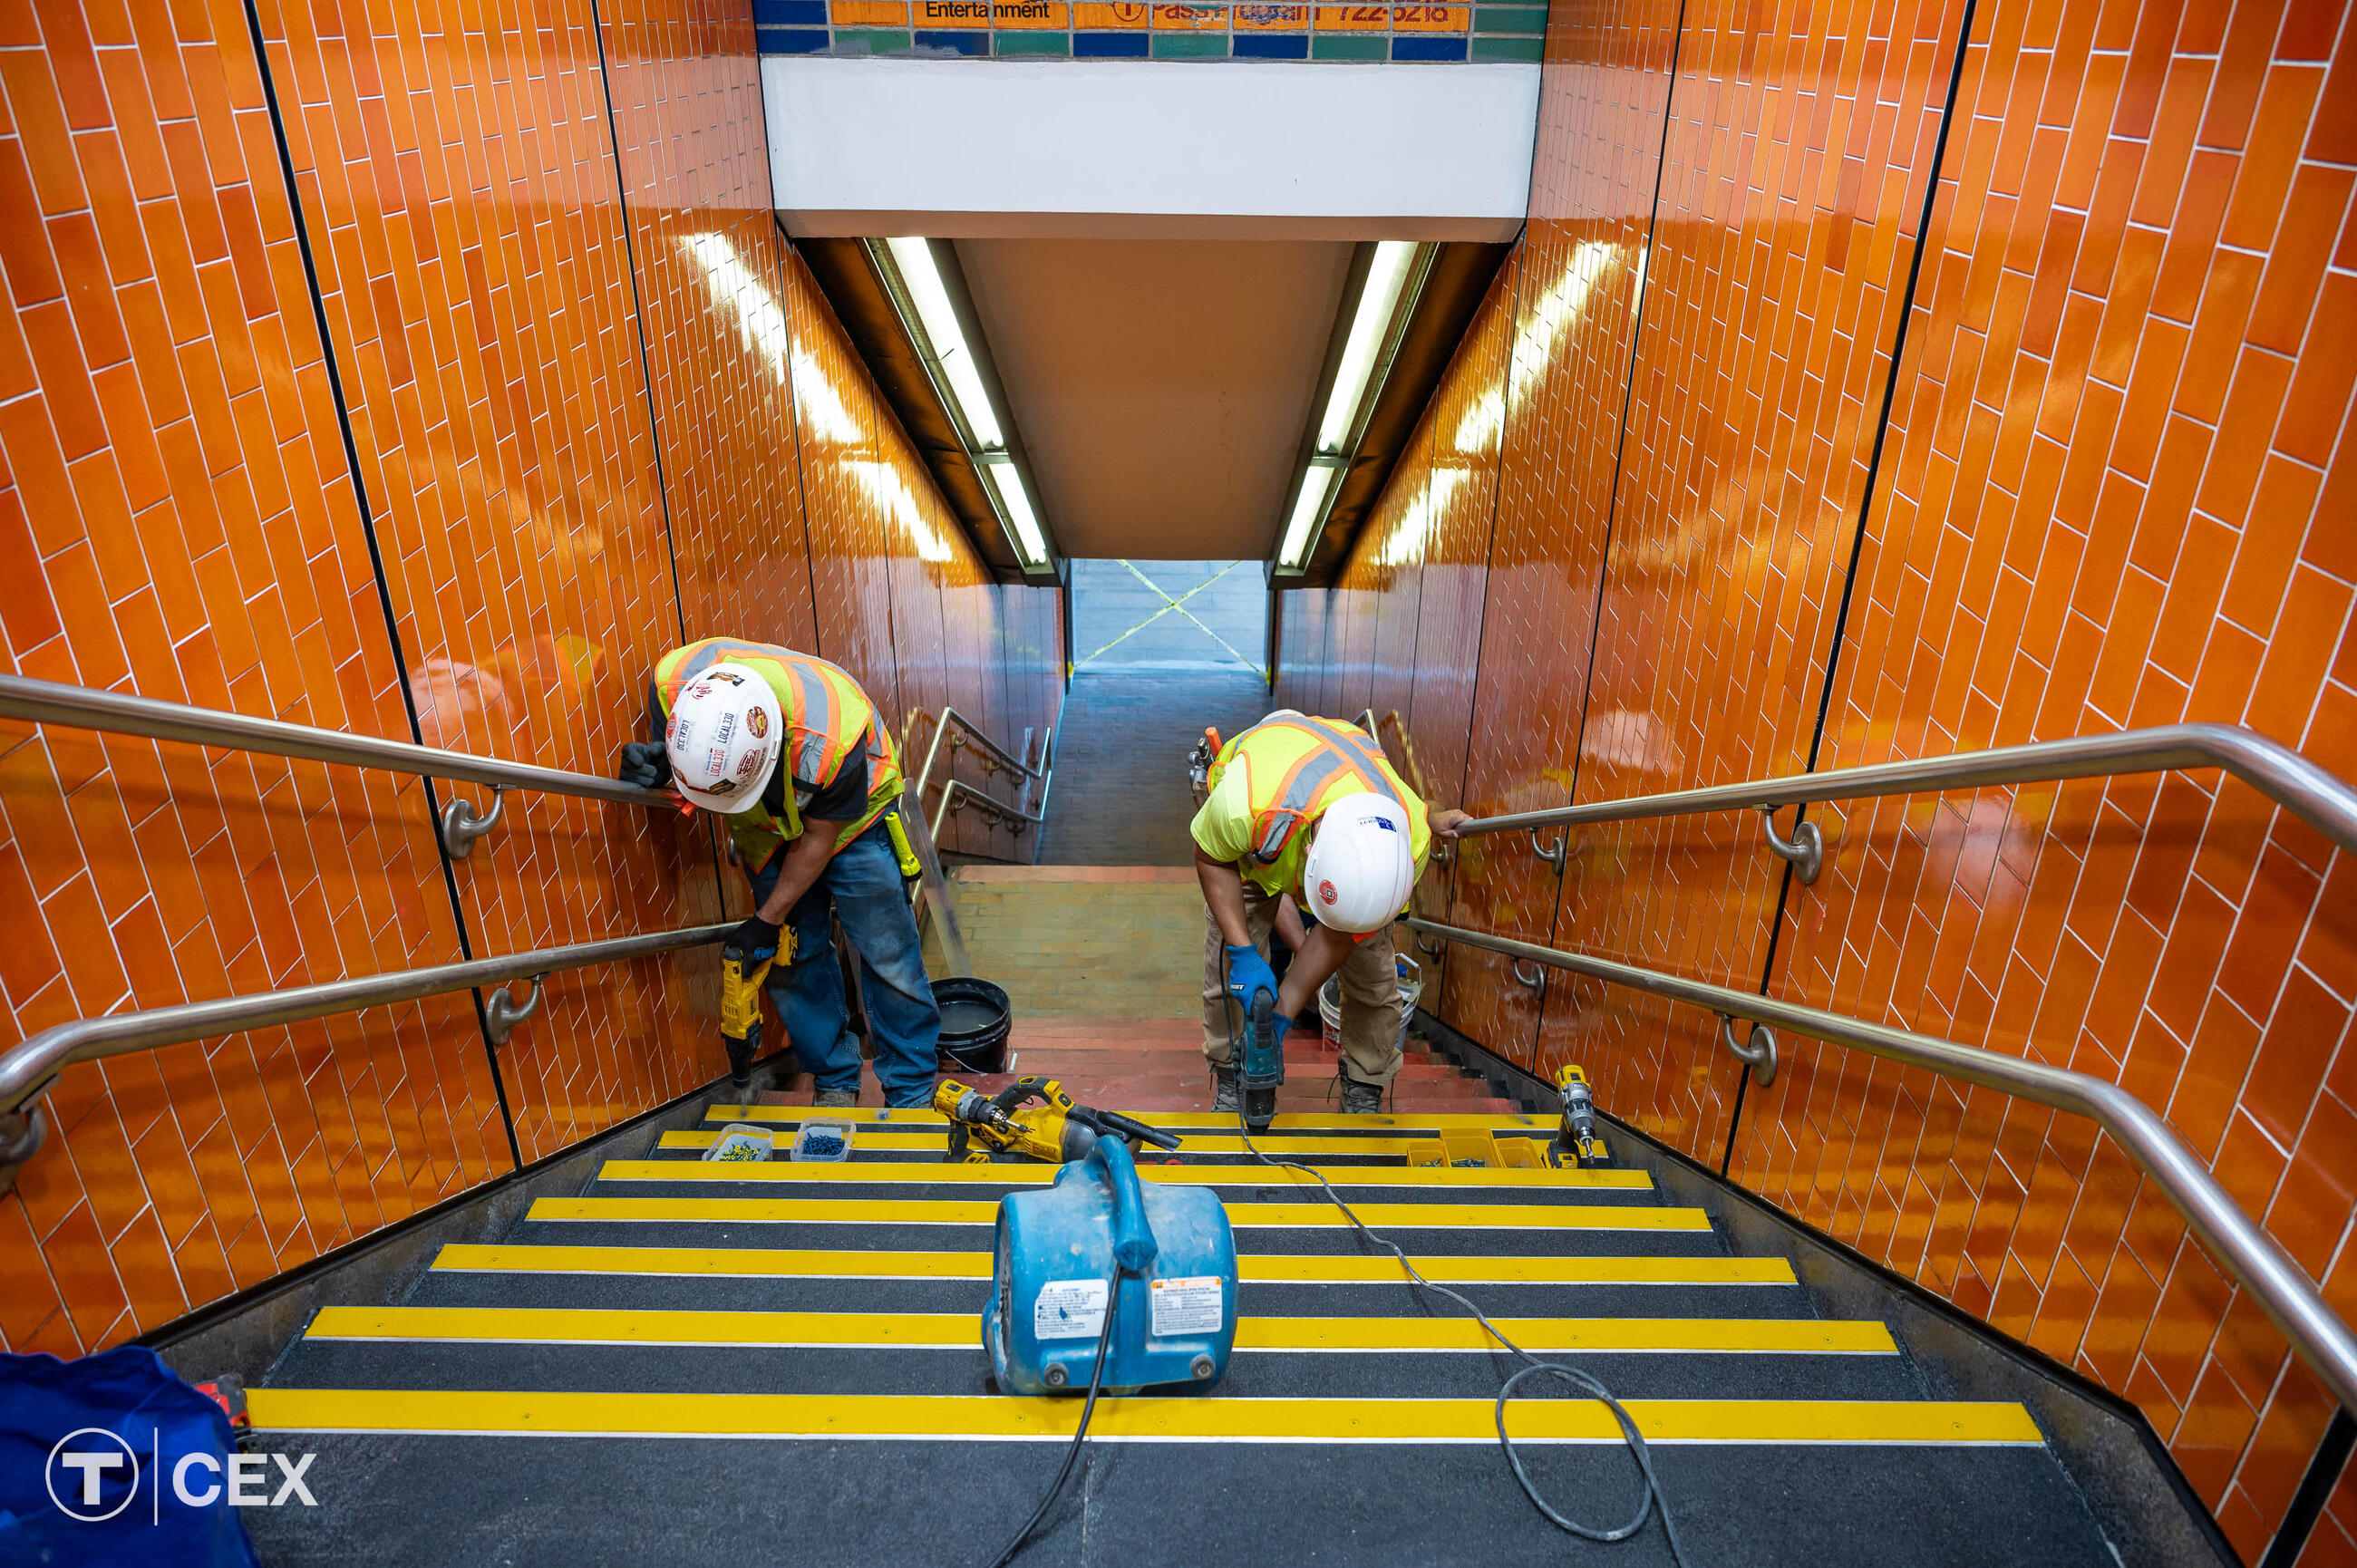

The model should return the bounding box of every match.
[763,58,1537,242]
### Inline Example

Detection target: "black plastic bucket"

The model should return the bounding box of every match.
[935,977,1014,1074]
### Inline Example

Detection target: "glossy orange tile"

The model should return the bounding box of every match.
[3,1,1059,1358]
[1275,0,2357,1541]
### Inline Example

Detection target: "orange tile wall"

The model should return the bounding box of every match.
[1283,0,2357,1557]
[2,3,1061,1358]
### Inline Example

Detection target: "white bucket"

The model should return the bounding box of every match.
[1319,953,1424,1050]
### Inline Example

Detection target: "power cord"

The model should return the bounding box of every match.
[985,1266,1120,1568]
[1224,958,1691,1566]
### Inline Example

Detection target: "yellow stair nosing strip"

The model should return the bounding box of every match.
[664,1130,1573,1160]
[597,1159,1653,1191]
[245,1389,2043,1446]
[705,1107,1555,1132]
[429,1244,1796,1286]
[522,1196,1712,1231]
[303,1305,1895,1355]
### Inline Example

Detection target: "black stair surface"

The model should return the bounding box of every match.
[240,1101,2119,1566]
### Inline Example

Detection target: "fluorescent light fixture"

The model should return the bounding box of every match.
[1277,241,1422,571]
[885,237,1003,450]
[874,237,1054,572]
[1315,241,1418,455]
[983,461,1049,566]
[1277,463,1338,569]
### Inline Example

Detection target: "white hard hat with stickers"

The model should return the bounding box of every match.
[664,662,782,814]
[1302,789,1416,934]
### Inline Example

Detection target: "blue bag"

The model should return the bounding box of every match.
[0,1345,258,1566]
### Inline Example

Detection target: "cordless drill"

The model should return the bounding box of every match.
[1239,989,1287,1134]
[1552,1063,1611,1168]
[719,927,793,1102]
[935,1077,1183,1164]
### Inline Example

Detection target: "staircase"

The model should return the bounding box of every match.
[752,1017,1524,1115]
[933,866,1208,1020]
[238,1014,2120,1563]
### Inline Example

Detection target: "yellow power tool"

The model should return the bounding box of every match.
[719,926,794,1088]
[934,1076,1183,1164]
[1551,1063,1611,1169]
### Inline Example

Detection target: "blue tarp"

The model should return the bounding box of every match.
[0,1345,257,1566]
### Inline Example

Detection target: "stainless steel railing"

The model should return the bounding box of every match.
[1402,915,2357,1418]
[1450,722,2357,881]
[0,674,668,860]
[905,698,1061,845]
[896,694,1063,975]
[1419,720,2357,1408]
[0,924,731,1194]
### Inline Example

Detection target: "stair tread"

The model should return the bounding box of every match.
[306,1303,1890,1353]
[248,1386,2038,1443]
[587,1158,1651,1193]
[708,1105,1556,1131]
[423,1243,1789,1284]
[239,1428,2117,1567]
[404,1272,1824,1321]
[656,1129,1584,1165]
[538,1194,1706,1227]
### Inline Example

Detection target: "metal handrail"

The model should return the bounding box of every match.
[0,674,670,858]
[907,703,1050,793]
[903,696,1063,850]
[0,923,732,1192]
[938,777,1047,837]
[1450,723,2357,856]
[1402,915,2357,1418]
[895,697,1062,975]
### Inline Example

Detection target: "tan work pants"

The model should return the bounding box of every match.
[1200,882,1404,1087]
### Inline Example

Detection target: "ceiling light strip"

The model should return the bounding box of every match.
[1277,241,1433,573]
[869,237,1050,572]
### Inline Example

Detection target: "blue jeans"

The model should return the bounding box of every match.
[749,817,942,1108]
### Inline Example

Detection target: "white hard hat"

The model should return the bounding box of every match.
[664,662,781,813]
[1302,790,1415,934]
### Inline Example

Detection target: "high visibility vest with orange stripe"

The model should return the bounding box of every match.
[652,638,904,866]
[1201,714,1430,899]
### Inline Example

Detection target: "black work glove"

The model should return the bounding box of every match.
[724,915,781,965]
[618,740,671,790]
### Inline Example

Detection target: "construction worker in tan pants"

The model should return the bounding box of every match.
[1188,711,1468,1122]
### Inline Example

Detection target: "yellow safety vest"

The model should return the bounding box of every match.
[652,638,904,866]
[1197,715,1430,901]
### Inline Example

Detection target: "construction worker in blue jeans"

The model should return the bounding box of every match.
[618,638,942,1109]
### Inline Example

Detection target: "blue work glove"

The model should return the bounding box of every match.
[1224,944,1277,1010]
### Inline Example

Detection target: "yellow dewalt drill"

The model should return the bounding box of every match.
[1551,1063,1612,1169]
[720,926,793,1104]
[934,1076,1183,1164]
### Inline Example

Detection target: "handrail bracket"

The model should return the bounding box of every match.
[484,973,547,1047]
[0,1104,47,1197]
[1719,1013,1779,1087]
[1511,958,1547,1004]
[1757,805,1821,884]
[440,786,507,860]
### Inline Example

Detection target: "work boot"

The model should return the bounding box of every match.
[1338,1076,1384,1116]
[1212,1068,1240,1113]
[813,1089,858,1108]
